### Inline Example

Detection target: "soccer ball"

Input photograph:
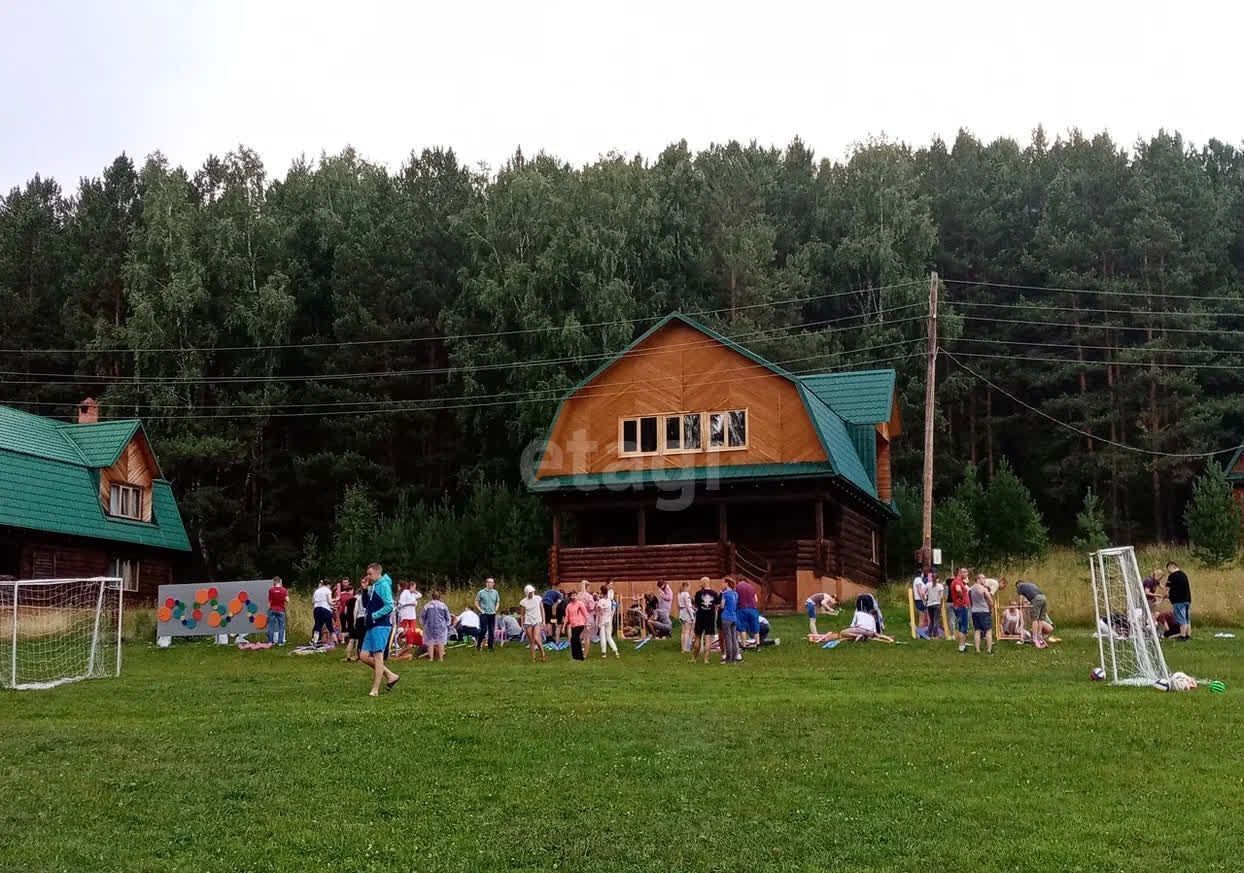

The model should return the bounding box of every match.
[1169,671,1197,692]
[1153,678,1171,692]
[1090,667,1106,681]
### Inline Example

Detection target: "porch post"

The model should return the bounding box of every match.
[636,506,646,546]
[717,503,728,544]
[814,499,824,541]
[552,509,562,547]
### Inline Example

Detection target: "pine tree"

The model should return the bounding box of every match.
[935,494,980,568]
[1071,488,1109,553]
[1184,462,1241,566]
[980,458,1049,561]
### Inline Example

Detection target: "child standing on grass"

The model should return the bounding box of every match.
[969,575,994,655]
[719,577,741,664]
[420,589,452,662]
[677,581,695,652]
[312,578,335,647]
[566,592,589,660]
[596,585,620,659]
[577,580,597,658]
[397,582,420,651]
[519,584,548,663]
[359,563,399,697]
[924,574,945,639]
[692,577,719,664]
[950,568,971,652]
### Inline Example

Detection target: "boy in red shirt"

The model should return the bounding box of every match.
[266,577,289,646]
[949,568,971,653]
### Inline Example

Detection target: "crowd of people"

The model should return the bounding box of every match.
[256,557,1197,696]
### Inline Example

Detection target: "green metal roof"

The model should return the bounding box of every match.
[528,313,891,512]
[60,420,143,468]
[800,369,897,425]
[1225,445,1244,481]
[0,405,191,552]
[529,462,840,492]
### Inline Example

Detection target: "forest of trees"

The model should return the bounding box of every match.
[3,128,1243,581]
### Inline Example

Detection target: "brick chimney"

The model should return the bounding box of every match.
[78,397,99,424]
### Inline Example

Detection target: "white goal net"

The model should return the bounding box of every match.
[1089,547,1170,686]
[0,577,123,691]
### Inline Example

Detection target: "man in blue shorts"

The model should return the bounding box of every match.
[735,577,761,650]
[360,562,400,697]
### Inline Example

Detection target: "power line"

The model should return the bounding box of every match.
[946,298,1244,320]
[6,339,925,414]
[0,279,925,355]
[960,314,1244,338]
[952,336,1244,358]
[944,347,1244,373]
[942,278,1244,305]
[0,310,926,386]
[941,348,1242,459]
[19,349,924,422]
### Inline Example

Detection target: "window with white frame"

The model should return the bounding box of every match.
[108,557,139,592]
[620,415,659,456]
[109,483,143,520]
[662,413,703,453]
[708,409,747,450]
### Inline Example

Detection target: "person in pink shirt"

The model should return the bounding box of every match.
[576,580,596,658]
[565,593,589,661]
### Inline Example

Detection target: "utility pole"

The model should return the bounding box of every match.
[921,271,939,576]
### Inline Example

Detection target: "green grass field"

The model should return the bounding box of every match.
[2,615,1242,873]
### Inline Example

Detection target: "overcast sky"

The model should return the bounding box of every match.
[2,1,1239,192]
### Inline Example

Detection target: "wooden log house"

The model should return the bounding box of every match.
[0,400,192,601]
[527,314,901,610]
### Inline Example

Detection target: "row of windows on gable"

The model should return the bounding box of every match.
[619,410,747,457]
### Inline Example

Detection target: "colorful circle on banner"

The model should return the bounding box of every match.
[207,612,221,628]
[246,602,258,615]
[208,587,218,600]
[239,591,249,603]
[192,609,203,621]
[157,607,172,622]
[253,613,268,630]
[228,599,242,615]
[186,618,197,629]
[195,588,209,604]
[164,597,175,609]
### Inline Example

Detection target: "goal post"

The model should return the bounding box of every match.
[0,577,123,691]
[1088,547,1170,686]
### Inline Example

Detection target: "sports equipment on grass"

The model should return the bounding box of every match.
[0,577,123,691]
[1089,546,1171,687]
[1091,667,1106,681]
[1209,680,1226,694]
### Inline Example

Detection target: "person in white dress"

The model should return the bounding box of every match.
[596,584,620,659]
[518,585,548,663]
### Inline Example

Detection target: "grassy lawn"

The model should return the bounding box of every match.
[2,615,1242,873]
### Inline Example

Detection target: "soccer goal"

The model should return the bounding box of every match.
[1088,547,1170,686]
[0,577,123,691]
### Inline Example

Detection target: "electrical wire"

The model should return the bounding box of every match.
[5,339,926,414]
[946,298,1244,320]
[942,278,1244,305]
[0,279,925,355]
[959,314,1244,338]
[943,347,1244,372]
[27,349,926,421]
[941,348,1243,459]
[0,310,926,386]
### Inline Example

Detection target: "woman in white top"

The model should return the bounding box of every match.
[518,585,548,663]
[596,584,620,659]
[841,607,895,642]
[677,581,695,652]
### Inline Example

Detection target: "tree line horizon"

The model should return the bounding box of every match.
[3,126,1242,581]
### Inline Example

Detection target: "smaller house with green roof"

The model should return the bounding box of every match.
[527,313,901,609]
[0,399,191,599]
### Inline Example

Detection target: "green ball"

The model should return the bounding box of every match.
[1209,680,1226,694]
